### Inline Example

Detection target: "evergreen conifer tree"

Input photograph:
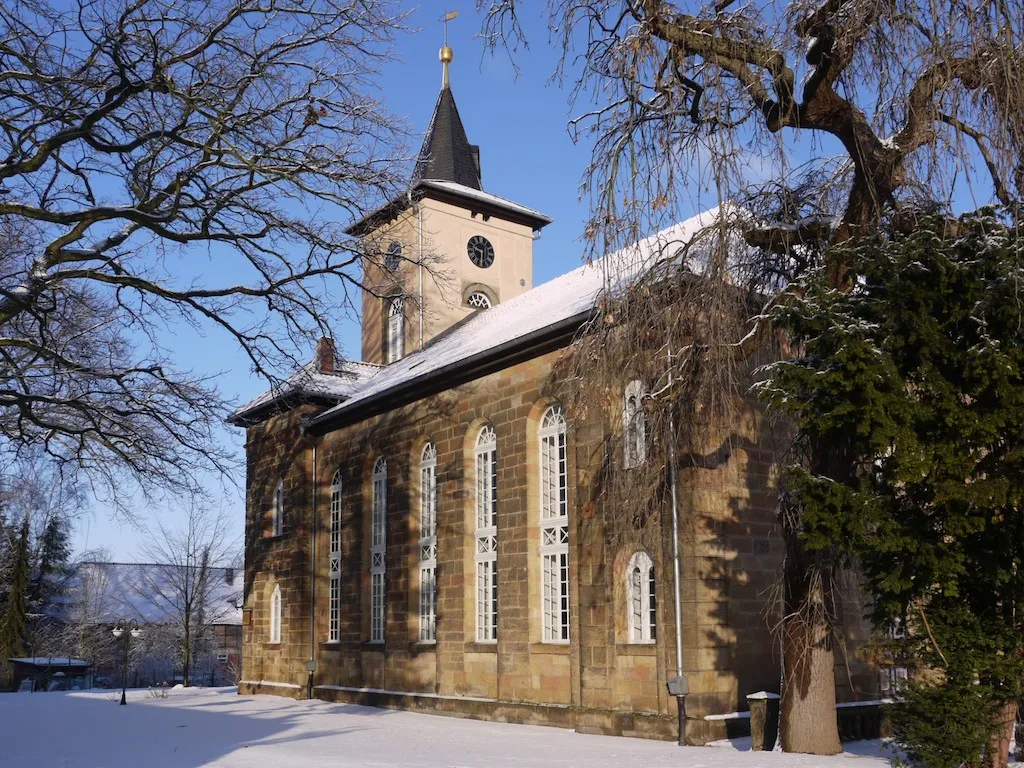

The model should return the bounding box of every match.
[759,209,1024,768]
[0,515,32,662]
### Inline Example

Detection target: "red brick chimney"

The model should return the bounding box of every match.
[315,337,335,374]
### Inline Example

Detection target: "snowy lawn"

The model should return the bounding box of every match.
[0,687,893,767]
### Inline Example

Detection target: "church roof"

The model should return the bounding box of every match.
[412,86,482,190]
[307,209,721,432]
[227,358,380,426]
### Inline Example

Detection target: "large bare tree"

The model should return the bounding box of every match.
[478,0,1022,754]
[0,0,410,513]
[137,503,238,687]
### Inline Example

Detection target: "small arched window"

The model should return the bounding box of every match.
[475,426,498,642]
[370,457,387,643]
[466,291,492,309]
[539,405,569,642]
[419,443,437,642]
[627,552,656,643]
[270,583,282,644]
[623,380,647,468]
[387,298,404,364]
[272,478,284,536]
[328,469,343,643]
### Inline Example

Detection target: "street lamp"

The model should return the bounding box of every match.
[111,619,142,706]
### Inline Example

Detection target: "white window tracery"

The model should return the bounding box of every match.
[328,469,342,643]
[539,405,569,643]
[623,380,647,468]
[270,584,282,644]
[272,478,284,536]
[467,291,492,309]
[370,457,387,643]
[626,551,656,643]
[475,425,498,642]
[387,298,404,364]
[419,443,437,642]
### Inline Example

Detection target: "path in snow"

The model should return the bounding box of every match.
[0,687,892,768]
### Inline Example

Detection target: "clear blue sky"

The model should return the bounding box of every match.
[72,5,614,560]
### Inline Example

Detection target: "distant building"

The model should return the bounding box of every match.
[63,562,243,688]
[7,657,92,692]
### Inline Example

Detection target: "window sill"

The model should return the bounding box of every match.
[319,641,342,650]
[360,642,386,653]
[464,642,498,654]
[617,643,657,656]
[264,642,282,649]
[530,642,570,655]
[409,641,437,655]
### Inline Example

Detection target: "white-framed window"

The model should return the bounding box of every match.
[387,298,404,364]
[269,584,282,644]
[370,457,387,643]
[475,425,498,642]
[466,291,492,309]
[272,477,284,536]
[880,618,909,694]
[627,551,656,643]
[539,405,569,643]
[419,443,438,643]
[328,469,343,643]
[623,379,647,468]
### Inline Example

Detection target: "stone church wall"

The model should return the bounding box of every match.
[238,347,877,741]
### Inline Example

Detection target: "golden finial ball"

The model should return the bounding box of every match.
[440,45,453,64]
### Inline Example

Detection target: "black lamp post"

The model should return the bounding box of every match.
[112,619,141,706]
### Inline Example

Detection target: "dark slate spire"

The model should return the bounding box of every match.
[412,85,483,191]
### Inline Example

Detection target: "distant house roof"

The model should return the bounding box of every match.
[8,657,90,668]
[64,562,244,626]
[233,209,721,432]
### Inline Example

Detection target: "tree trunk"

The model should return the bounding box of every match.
[985,701,1017,768]
[779,526,842,755]
[780,616,842,753]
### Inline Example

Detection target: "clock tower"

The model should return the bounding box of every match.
[349,43,552,366]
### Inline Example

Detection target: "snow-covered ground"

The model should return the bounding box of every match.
[0,687,893,767]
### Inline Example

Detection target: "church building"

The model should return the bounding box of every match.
[228,43,877,744]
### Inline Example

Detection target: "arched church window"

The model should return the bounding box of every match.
[539,405,569,642]
[386,298,404,364]
[626,551,656,643]
[623,380,647,468]
[475,425,498,642]
[328,469,342,643]
[370,457,387,643]
[466,291,492,309]
[419,443,437,642]
[269,584,282,644]
[385,241,402,271]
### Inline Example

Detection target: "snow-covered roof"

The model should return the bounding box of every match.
[228,359,380,425]
[64,562,244,626]
[418,180,553,226]
[8,657,91,667]
[310,209,720,428]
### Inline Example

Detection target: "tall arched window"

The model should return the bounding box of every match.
[328,469,343,643]
[475,425,498,642]
[626,552,656,643]
[539,405,569,642]
[419,443,437,642]
[370,457,387,643]
[270,584,282,644]
[623,380,647,468]
[272,478,284,536]
[387,298,404,364]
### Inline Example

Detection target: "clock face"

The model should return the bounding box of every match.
[385,241,402,271]
[467,235,494,269]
